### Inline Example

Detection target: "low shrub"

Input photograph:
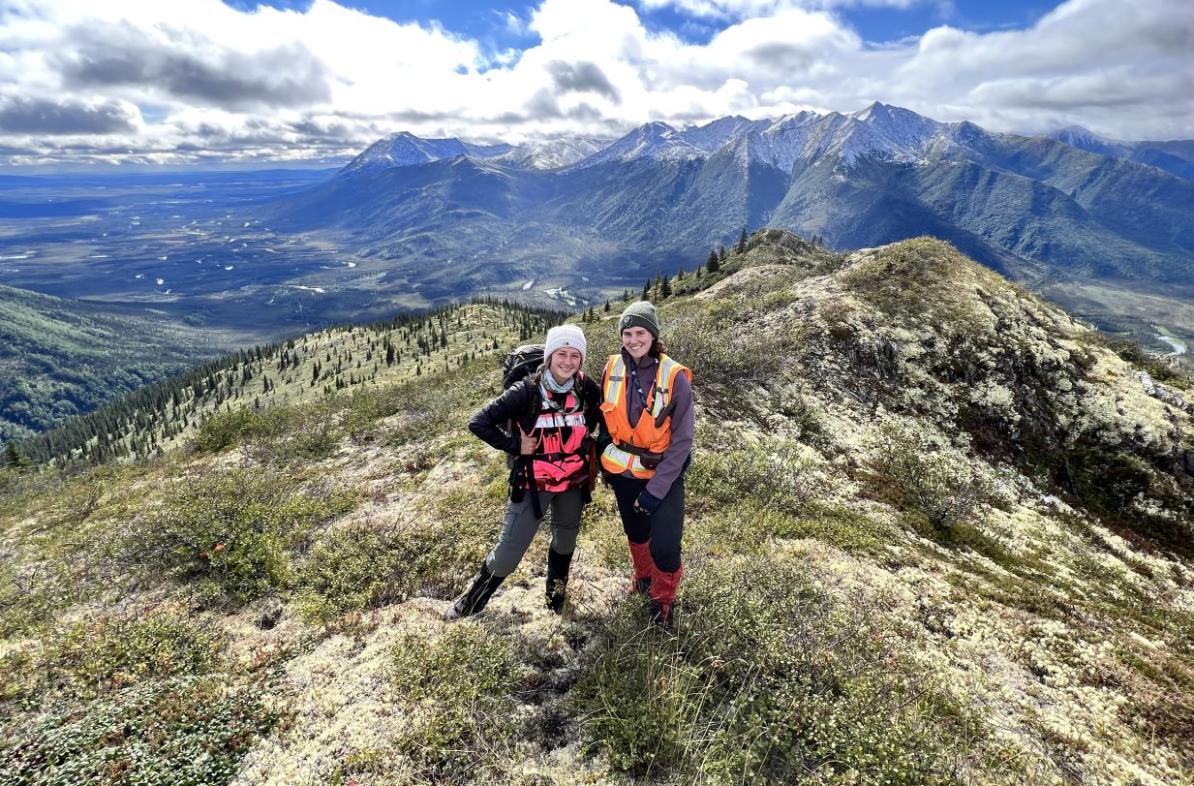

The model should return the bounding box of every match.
[383,361,497,448]
[343,386,405,441]
[0,675,277,786]
[130,468,356,605]
[0,563,77,640]
[37,612,224,701]
[664,306,786,388]
[194,407,268,452]
[767,504,892,555]
[296,484,503,624]
[574,557,981,784]
[297,520,484,623]
[196,401,342,462]
[578,490,628,572]
[871,424,991,531]
[688,438,817,515]
[1098,334,1192,391]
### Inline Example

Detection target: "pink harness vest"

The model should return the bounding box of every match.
[529,389,589,491]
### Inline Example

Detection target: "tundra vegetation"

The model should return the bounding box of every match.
[1,232,1192,785]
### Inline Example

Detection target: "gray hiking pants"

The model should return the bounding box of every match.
[483,488,584,578]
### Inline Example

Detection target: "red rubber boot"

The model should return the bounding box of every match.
[648,563,683,628]
[628,539,653,595]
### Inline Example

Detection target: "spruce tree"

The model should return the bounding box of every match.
[707,250,719,273]
[4,442,28,468]
[737,227,748,254]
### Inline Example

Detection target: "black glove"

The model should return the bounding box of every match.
[634,489,663,516]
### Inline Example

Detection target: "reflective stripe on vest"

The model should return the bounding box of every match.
[531,388,589,490]
[652,356,683,419]
[600,442,653,479]
[534,411,588,431]
[604,358,627,407]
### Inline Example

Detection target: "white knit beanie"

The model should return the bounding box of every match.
[544,324,587,366]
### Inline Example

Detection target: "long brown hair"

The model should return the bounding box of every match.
[649,338,667,358]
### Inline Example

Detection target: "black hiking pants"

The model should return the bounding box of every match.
[609,473,684,573]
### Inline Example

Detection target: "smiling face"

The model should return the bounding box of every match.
[621,326,653,360]
[547,347,583,383]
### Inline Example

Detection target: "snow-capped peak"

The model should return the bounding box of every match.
[343,132,467,173]
[494,137,617,170]
[1047,125,1129,157]
[682,115,773,152]
[565,121,706,170]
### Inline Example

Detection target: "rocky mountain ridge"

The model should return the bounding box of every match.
[271,105,1194,374]
[343,104,1194,179]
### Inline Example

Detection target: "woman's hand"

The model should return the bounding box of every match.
[520,431,540,455]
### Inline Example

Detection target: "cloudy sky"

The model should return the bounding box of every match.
[0,0,1190,167]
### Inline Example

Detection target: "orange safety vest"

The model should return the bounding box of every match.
[600,353,692,479]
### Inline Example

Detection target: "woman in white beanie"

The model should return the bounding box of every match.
[598,301,693,627]
[444,323,602,619]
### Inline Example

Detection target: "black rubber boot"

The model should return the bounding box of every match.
[545,548,574,614]
[443,562,505,621]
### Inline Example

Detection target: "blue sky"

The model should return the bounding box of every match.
[223,1,1064,52]
[0,0,1189,166]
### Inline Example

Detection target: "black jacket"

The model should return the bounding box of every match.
[468,373,603,455]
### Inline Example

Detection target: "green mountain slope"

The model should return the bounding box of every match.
[1,231,1191,785]
[0,284,246,447]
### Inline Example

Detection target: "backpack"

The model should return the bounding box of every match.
[501,344,544,391]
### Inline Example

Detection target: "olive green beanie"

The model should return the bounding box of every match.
[618,301,660,339]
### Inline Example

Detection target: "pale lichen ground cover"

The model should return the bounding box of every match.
[2,233,1192,785]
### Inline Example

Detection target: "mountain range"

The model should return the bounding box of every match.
[273,102,1194,303]
[4,103,1192,447]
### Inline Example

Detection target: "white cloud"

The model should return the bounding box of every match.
[0,0,1190,166]
[636,0,926,20]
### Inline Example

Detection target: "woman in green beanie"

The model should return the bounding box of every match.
[597,301,694,626]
